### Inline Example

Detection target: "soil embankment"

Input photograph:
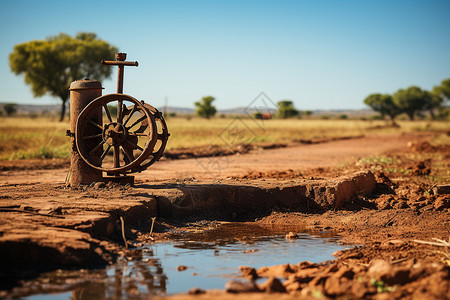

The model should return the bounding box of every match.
[0,132,449,299]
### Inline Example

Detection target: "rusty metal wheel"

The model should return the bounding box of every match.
[75,93,158,174]
[131,103,169,173]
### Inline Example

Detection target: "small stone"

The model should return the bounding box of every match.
[93,182,106,189]
[285,232,298,239]
[393,200,409,209]
[258,277,286,293]
[434,196,450,211]
[367,259,392,281]
[433,185,450,195]
[225,279,259,293]
[239,266,258,279]
[176,265,188,271]
[188,287,205,294]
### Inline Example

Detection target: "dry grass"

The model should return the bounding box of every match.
[0,117,70,160]
[0,115,448,160]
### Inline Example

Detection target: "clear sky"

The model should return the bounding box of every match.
[0,0,449,111]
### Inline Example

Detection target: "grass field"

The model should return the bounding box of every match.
[0,116,448,160]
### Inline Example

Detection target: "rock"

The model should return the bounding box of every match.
[239,266,258,279]
[285,232,298,239]
[93,182,106,189]
[433,185,450,195]
[296,261,317,269]
[367,259,392,281]
[258,277,286,293]
[434,196,450,211]
[188,287,205,294]
[257,264,297,278]
[381,239,406,249]
[288,267,321,284]
[368,259,412,285]
[393,200,409,209]
[176,265,188,271]
[324,275,353,296]
[225,279,259,293]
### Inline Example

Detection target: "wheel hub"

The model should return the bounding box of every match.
[103,122,128,146]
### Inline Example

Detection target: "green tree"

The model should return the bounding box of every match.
[3,103,17,116]
[437,78,450,101]
[432,78,450,120]
[9,32,118,121]
[393,86,429,120]
[194,96,217,119]
[363,93,400,123]
[423,89,443,119]
[276,100,299,119]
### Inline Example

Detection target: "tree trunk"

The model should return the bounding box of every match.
[429,109,436,120]
[389,115,399,127]
[59,98,67,122]
[407,111,415,121]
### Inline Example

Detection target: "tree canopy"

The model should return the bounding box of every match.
[3,103,17,116]
[9,32,118,121]
[194,96,217,119]
[393,86,429,120]
[364,79,450,121]
[363,93,399,122]
[276,100,299,119]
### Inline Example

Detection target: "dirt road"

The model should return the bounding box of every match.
[0,132,427,185]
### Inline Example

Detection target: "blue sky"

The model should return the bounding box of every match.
[0,0,449,110]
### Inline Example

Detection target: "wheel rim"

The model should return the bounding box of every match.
[75,94,158,173]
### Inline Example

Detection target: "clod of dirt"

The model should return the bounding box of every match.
[188,287,205,295]
[285,232,298,239]
[434,196,450,211]
[177,265,188,271]
[238,266,258,279]
[434,185,450,195]
[407,141,437,153]
[407,160,431,175]
[258,277,286,293]
[225,279,259,293]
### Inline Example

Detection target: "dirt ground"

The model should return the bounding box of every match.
[0,131,449,299]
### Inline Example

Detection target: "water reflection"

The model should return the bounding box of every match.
[19,224,345,300]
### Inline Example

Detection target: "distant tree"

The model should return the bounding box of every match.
[437,78,450,101]
[276,100,299,119]
[194,96,216,119]
[432,78,450,120]
[9,33,118,121]
[363,93,400,123]
[3,103,17,116]
[423,90,443,119]
[304,110,312,117]
[393,86,429,120]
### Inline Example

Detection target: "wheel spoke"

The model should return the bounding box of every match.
[89,140,105,156]
[100,144,112,161]
[83,133,103,140]
[127,115,147,130]
[103,104,113,123]
[125,139,143,151]
[123,104,138,127]
[89,120,104,130]
[113,145,120,168]
[121,146,134,163]
[117,100,123,123]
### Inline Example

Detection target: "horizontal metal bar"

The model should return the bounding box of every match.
[101,60,139,67]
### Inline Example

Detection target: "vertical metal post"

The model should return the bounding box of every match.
[68,79,104,186]
[116,53,126,94]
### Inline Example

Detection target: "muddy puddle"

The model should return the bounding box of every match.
[12,224,347,299]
